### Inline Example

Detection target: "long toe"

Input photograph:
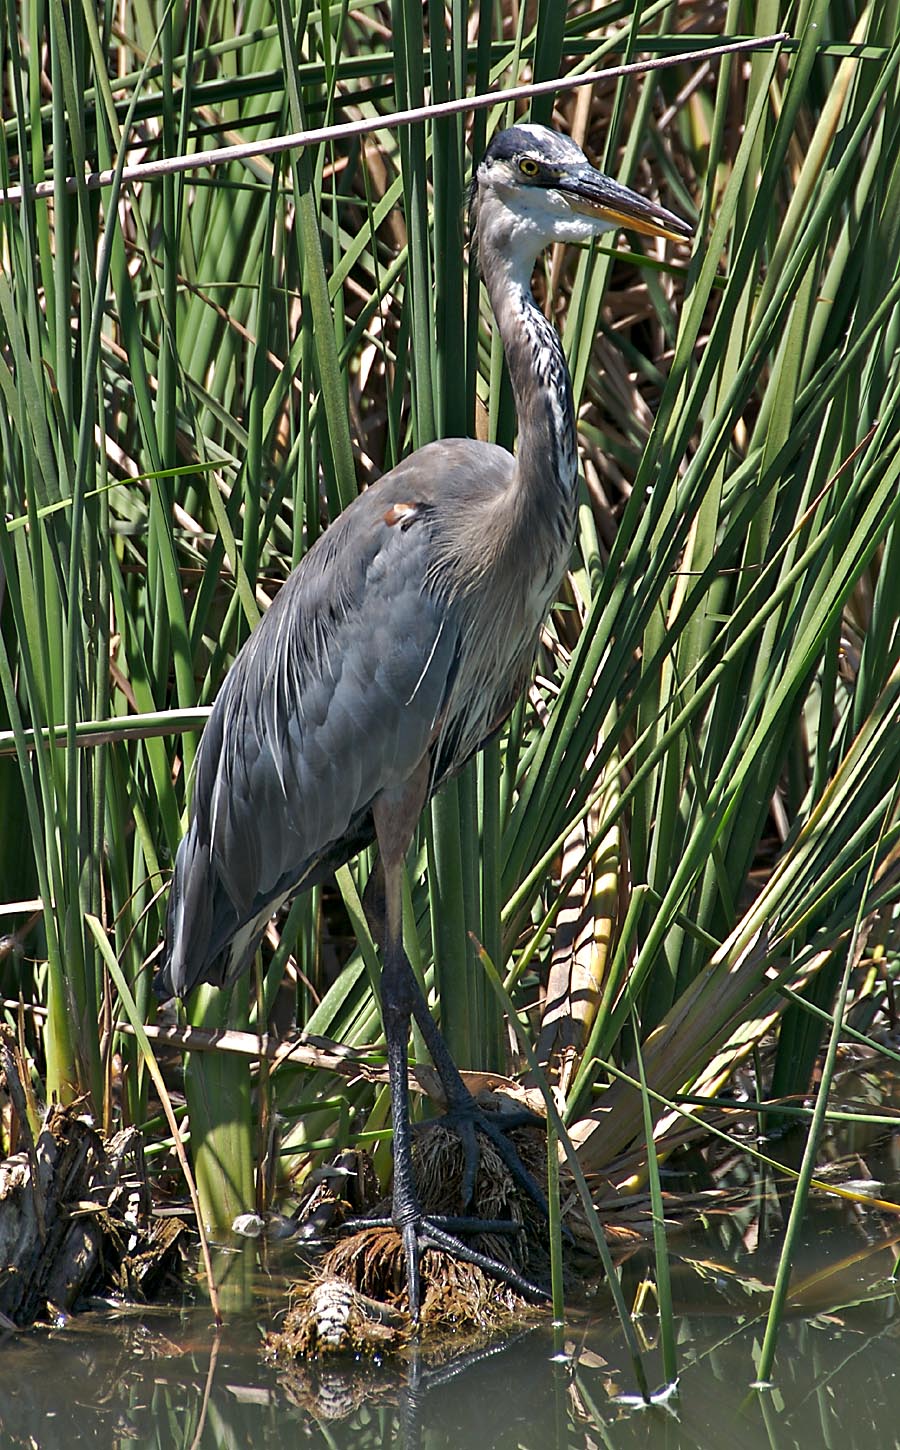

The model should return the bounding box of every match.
[442,1098,550,1218]
[417,1217,548,1303]
[341,1208,548,1315]
[408,1218,547,1310]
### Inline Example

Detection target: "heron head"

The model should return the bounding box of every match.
[469,123,692,269]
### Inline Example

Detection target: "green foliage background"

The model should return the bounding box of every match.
[2,1,900,1316]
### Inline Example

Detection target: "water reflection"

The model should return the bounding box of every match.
[1,1215,899,1449]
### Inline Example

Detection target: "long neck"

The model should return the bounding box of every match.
[481,233,579,560]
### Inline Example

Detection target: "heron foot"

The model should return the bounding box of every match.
[345,1212,524,1236]
[341,1212,548,1320]
[413,1214,548,1319]
[438,1095,551,1219]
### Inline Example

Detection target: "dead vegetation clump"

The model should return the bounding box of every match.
[266,1115,552,1358]
[0,1031,183,1329]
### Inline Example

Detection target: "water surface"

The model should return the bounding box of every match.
[2,1202,898,1449]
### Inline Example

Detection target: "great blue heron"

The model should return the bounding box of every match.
[157,123,691,1317]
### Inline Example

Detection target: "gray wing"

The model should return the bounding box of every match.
[160,470,461,996]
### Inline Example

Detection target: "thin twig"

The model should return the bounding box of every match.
[0,35,789,205]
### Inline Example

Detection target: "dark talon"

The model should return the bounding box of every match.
[429,1215,523,1236]
[408,1218,547,1318]
[343,1212,546,1321]
[440,1099,550,1218]
[436,1103,577,1249]
[416,1219,548,1303]
[346,1214,523,1236]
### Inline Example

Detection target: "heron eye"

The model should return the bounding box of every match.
[517,157,540,178]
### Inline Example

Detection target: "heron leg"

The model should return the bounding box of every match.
[405,982,550,1217]
[378,869,546,1317]
[380,920,423,1314]
[362,857,549,1219]
[369,773,547,1319]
